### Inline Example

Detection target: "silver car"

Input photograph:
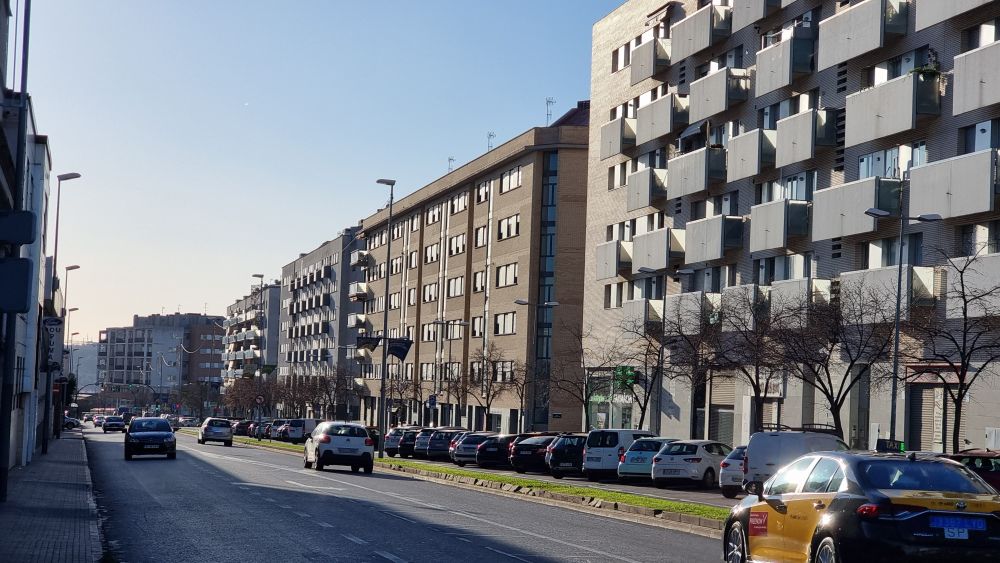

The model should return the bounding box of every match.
[198,417,233,447]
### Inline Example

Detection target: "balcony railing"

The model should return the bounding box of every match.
[666,147,726,199]
[630,38,670,85]
[626,167,668,212]
[347,313,367,328]
[755,25,816,97]
[631,228,685,274]
[727,129,776,182]
[600,117,637,160]
[916,0,992,31]
[685,215,744,264]
[662,291,721,335]
[721,284,770,331]
[817,0,908,71]
[636,94,689,145]
[689,67,750,123]
[812,177,901,241]
[749,199,810,252]
[670,4,732,62]
[348,282,370,301]
[732,0,781,33]
[622,298,664,329]
[769,277,832,328]
[953,39,1000,116]
[845,72,940,147]
[839,265,934,322]
[909,149,999,220]
[349,250,369,267]
[775,109,836,168]
[946,253,1000,318]
[595,240,633,281]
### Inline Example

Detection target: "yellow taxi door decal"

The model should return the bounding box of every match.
[748,507,785,560]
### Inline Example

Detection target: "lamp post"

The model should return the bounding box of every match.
[513,299,559,431]
[375,178,396,458]
[863,206,941,441]
[51,173,82,279]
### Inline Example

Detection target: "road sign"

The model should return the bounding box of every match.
[427,394,437,408]
[255,394,265,405]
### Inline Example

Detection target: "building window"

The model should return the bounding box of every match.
[500,166,522,194]
[476,180,491,204]
[422,283,438,303]
[446,276,464,298]
[390,256,403,275]
[497,214,520,241]
[420,363,435,380]
[494,312,516,335]
[389,292,401,310]
[471,316,485,338]
[420,324,437,343]
[474,225,488,248]
[448,233,466,256]
[408,250,419,269]
[410,215,420,232]
[961,119,999,154]
[425,205,442,225]
[473,271,486,293]
[496,263,518,287]
[424,243,440,264]
[391,222,404,240]
[450,192,468,214]
[494,361,515,382]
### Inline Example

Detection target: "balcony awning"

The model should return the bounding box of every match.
[679,119,708,139]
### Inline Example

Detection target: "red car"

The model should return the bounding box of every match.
[949,449,1000,490]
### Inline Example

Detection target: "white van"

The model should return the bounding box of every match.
[743,431,849,485]
[582,428,654,480]
[284,419,320,444]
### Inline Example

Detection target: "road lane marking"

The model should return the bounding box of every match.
[285,479,345,491]
[380,511,416,524]
[318,522,333,528]
[342,533,367,545]
[279,505,292,509]
[373,551,407,563]
[484,547,532,562]
[264,498,276,503]
[294,511,312,518]
[456,537,472,543]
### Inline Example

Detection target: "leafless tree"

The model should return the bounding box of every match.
[180,382,211,420]
[618,315,667,429]
[315,364,356,419]
[468,341,514,431]
[550,323,617,431]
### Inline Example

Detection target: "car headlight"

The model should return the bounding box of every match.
[164,435,175,443]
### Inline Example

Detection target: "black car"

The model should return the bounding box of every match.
[102,416,127,433]
[124,417,177,460]
[546,433,587,478]
[398,429,419,458]
[427,430,463,460]
[476,434,520,467]
[232,420,253,436]
[510,436,557,473]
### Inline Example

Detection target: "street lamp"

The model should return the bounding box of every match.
[251,274,264,380]
[51,173,82,279]
[863,206,941,441]
[375,178,396,458]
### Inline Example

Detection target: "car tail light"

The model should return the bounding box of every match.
[546,446,554,453]
[856,503,880,519]
[653,457,661,463]
[618,447,625,461]
[682,457,702,463]
[317,435,331,444]
[364,438,374,447]
[743,453,748,475]
[721,461,730,469]
[582,448,586,457]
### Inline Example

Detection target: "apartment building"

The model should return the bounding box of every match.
[587,0,1000,451]
[355,102,590,433]
[277,227,365,418]
[221,284,281,383]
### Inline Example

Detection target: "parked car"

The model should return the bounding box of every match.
[384,426,418,457]
[476,434,520,467]
[582,429,654,481]
[232,420,253,436]
[102,416,126,433]
[724,452,1000,563]
[268,419,287,439]
[949,449,1000,490]
[397,429,420,458]
[719,445,748,498]
[426,430,465,460]
[448,431,471,461]
[283,419,320,444]
[83,413,93,422]
[617,437,677,482]
[302,421,374,474]
[452,432,494,466]
[63,417,82,430]
[510,435,557,473]
[651,440,731,489]
[124,417,176,460]
[546,433,587,478]
[178,417,198,428]
[94,415,106,428]
[198,417,233,446]
[743,430,849,485]
[412,428,439,459]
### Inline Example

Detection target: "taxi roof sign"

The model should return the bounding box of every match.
[875,438,906,453]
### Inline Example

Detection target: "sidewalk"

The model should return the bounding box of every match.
[0,429,103,563]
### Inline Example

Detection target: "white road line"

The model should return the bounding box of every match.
[285,479,345,491]
[380,511,416,524]
[294,511,312,518]
[484,547,533,563]
[456,537,472,543]
[317,522,333,528]
[373,551,407,563]
[342,533,368,545]
[279,505,292,509]
[264,498,276,503]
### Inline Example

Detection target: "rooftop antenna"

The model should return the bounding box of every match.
[546,97,556,126]
[448,156,455,172]
[487,131,496,151]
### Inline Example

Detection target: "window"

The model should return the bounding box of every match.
[389,292,401,310]
[450,192,468,214]
[422,283,438,303]
[802,458,844,494]
[963,18,1000,52]
[474,226,488,248]
[447,276,464,298]
[496,263,518,287]
[407,288,417,306]
[864,47,929,87]
[476,180,491,203]
[448,234,466,256]
[766,457,816,496]
[500,166,522,194]
[445,322,464,340]
[473,271,486,293]
[471,316,485,338]
[391,222,404,240]
[390,257,403,275]
[961,119,999,154]
[425,205,442,225]
[494,312,516,335]
[408,250,419,269]
[494,361,515,382]
[420,363,435,380]
[497,214,520,240]
[420,324,437,343]
[410,215,420,232]
[424,243,440,264]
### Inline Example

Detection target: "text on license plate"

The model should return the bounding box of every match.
[338,448,357,454]
[587,456,601,462]
[144,444,159,449]
[660,469,681,475]
[560,463,574,467]
[930,516,986,531]
[630,457,645,464]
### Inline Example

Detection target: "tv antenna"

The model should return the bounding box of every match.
[546,97,556,125]
[448,156,455,172]
[487,131,496,151]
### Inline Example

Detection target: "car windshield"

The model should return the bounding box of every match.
[106,417,123,423]
[586,431,619,448]
[208,419,231,428]
[662,443,699,456]
[859,460,992,494]
[519,436,554,446]
[726,446,747,460]
[628,440,662,452]
[131,419,171,432]
[555,436,586,448]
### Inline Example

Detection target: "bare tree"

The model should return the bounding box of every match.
[315,365,356,419]
[550,323,617,431]
[180,382,211,419]
[506,361,536,432]
[618,315,667,429]
[468,341,514,431]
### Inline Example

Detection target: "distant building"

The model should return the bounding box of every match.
[221,283,281,385]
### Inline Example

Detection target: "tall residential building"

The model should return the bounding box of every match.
[587,0,1000,450]
[356,102,590,433]
[221,283,281,383]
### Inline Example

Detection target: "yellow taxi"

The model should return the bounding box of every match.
[722,451,1000,562]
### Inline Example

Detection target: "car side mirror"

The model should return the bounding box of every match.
[744,480,764,500]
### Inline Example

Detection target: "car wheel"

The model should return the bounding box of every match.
[351,465,360,473]
[167,452,176,460]
[725,522,747,563]
[812,537,840,563]
[455,461,465,467]
[313,451,324,471]
[121,430,126,433]
[224,441,232,447]
[551,470,563,479]
[363,461,373,475]
[387,451,396,458]
[722,485,740,499]
[653,478,667,489]
[303,452,313,469]
[197,438,204,445]
[701,469,716,490]
[617,475,629,484]
[585,471,599,482]
[103,430,107,434]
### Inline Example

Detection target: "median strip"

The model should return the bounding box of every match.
[176,428,303,454]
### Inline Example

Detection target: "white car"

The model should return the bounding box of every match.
[719,445,747,498]
[743,430,849,485]
[268,419,288,439]
[651,439,732,489]
[617,437,677,481]
[198,417,233,446]
[582,428,654,481]
[303,422,375,474]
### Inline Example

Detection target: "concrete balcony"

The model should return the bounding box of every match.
[666,147,727,199]
[749,199,810,252]
[846,72,940,148]
[946,253,1000,318]
[775,109,837,168]
[685,215,744,264]
[755,26,816,97]
[812,177,901,241]
[354,347,371,360]
[769,277,832,309]
[627,167,668,212]
[347,313,367,329]
[817,0,908,71]
[689,68,750,123]
[595,240,633,281]
[909,149,999,219]
[622,298,664,328]
[671,4,732,62]
[721,284,770,331]
[953,40,1000,116]
[732,0,781,33]
[839,265,934,322]
[631,228,686,274]
[636,94,689,145]
[727,129,776,182]
[662,291,721,335]
[600,117,637,160]
[348,282,370,301]
[916,0,993,31]
[630,38,671,85]
[350,250,369,267]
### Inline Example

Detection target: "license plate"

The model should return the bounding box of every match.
[944,528,969,540]
[560,463,574,467]
[661,469,681,476]
[520,451,531,455]
[931,516,986,531]
[587,456,601,462]
[630,457,645,464]
[485,448,497,452]
[338,448,357,454]
[144,444,159,449]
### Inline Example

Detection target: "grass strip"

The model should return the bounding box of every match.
[176,428,303,453]
[374,458,729,521]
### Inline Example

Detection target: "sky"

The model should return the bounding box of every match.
[26,1,621,341]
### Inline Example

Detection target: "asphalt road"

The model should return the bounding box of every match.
[85,427,720,563]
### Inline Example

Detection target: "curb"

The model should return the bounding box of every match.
[77,433,106,563]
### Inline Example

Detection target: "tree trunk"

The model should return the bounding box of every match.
[828,399,845,441]
[752,393,765,434]
[583,398,591,431]
[952,393,964,454]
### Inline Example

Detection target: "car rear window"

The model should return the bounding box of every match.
[587,431,619,448]
[462,434,490,445]
[662,443,698,456]
[106,417,123,422]
[725,446,747,460]
[131,419,171,432]
[519,436,555,446]
[628,439,662,452]
[556,436,586,448]
[418,429,436,437]
[859,460,992,494]
[208,419,231,428]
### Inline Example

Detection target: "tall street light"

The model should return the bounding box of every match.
[864,206,941,441]
[52,172,82,279]
[252,274,264,381]
[513,299,558,432]
[375,178,396,458]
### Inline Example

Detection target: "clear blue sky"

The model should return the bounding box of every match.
[28,1,620,340]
